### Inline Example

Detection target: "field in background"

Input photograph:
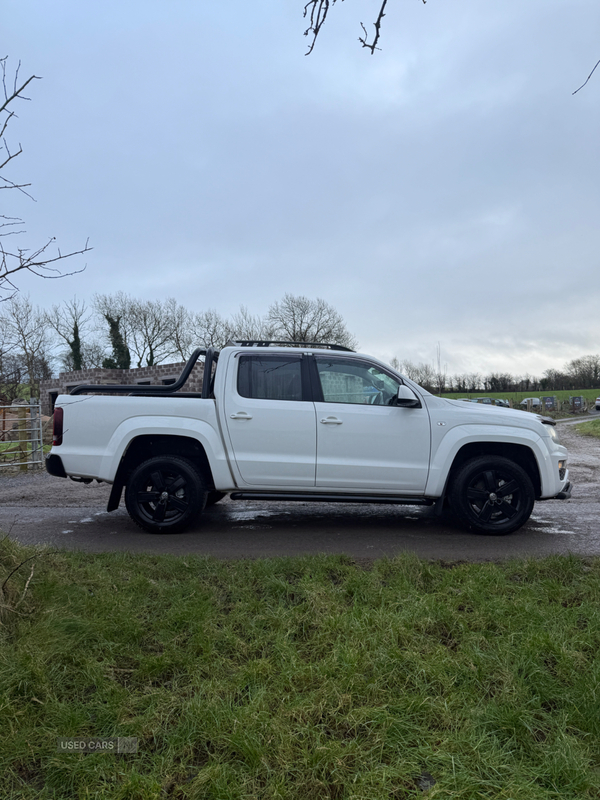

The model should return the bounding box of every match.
[2,539,600,799]
[442,388,600,407]
[576,419,600,439]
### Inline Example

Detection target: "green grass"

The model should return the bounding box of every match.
[2,539,600,799]
[575,419,600,439]
[0,441,50,466]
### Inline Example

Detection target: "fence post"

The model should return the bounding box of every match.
[18,406,28,471]
[30,400,43,465]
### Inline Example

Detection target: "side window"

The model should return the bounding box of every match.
[316,358,400,406]
[237,356,303,401]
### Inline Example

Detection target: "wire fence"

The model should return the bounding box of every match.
[0,402,45,470]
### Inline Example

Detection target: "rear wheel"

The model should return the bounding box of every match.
[449,456,535,535]
[125,456,207,534]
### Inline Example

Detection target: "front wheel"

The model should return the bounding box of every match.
[125,456,207,534]
[448,456,535,535]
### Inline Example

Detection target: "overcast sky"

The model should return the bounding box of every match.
[4,0,600,378]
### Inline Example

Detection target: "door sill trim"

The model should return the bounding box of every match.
[230,492,434,506]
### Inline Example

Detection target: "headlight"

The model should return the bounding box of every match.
[547,425,560,443]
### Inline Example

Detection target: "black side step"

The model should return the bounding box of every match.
[230,492,434,506]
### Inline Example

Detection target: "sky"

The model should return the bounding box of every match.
[3,0,600,379]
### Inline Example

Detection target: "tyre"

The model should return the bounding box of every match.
[125,456,207,534]
[206,491,226,507]
[448,456,535,535]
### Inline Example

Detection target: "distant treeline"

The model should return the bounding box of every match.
[0,292,598,400]
[391,355,600,396]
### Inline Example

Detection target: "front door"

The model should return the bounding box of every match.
[223,353,317,486]
[313,356,431,492]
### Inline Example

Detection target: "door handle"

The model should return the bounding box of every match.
[230,412,253,420]
[320,416,343,424]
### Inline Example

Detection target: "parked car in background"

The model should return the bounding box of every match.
[519,397,542,409]
[465,398,510,408]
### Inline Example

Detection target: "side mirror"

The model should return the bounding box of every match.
[395,385,420,408]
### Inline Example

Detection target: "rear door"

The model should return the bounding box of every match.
[223,352,317,486]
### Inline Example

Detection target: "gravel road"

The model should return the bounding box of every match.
[0,421,598,561]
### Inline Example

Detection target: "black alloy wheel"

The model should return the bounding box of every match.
[449,456,535,535]
[125,456,207,534]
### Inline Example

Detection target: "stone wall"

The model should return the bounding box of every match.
[39,361,205,416]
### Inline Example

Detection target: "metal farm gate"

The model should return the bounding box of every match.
[0,402,45,470]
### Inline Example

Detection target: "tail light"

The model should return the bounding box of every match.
[53,407,64,446]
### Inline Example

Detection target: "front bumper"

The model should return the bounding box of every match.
[553,481,572,500]
[538,481,572,501]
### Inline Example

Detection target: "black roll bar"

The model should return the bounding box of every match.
[69,347,219,399]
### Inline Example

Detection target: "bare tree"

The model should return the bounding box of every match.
[45,297,105,371]
[433,342,447,395]
[267,294,357,348]
[564,354,600,389]
[398,359,435,392]
[95,293,188,367]
[0,295,52,398]
[187,309,234,353]
[0,349,24,404]
[0,57,90,299]
[94,292,130,368]
[168,302,193,360]
[229,305,276,342]
[123,298,179,367]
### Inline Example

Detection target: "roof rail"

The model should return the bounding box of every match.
[227,340,354,352]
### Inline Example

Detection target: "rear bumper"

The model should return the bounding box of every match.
[45,453,67,478]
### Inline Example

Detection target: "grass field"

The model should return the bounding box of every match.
[0,441,50,465]
[2,539,600,799]
[575,419,600,439]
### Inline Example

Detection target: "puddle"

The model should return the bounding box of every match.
[235,525,273,530]
[530,516,577,535]
[537,528,578,535]
[228,510,291,522]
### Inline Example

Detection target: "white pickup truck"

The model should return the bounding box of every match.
[46,341,571,536]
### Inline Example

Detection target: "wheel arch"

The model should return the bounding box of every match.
[447,442,542,499]
[107,434,215,511]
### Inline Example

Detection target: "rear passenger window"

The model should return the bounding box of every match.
[237,356,303,401]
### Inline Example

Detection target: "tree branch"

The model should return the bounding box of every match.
[358,0,390,54]
[0,57,40,114]
[303,0,336,56]
[572,58,600,95]
[0,57,90,296]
